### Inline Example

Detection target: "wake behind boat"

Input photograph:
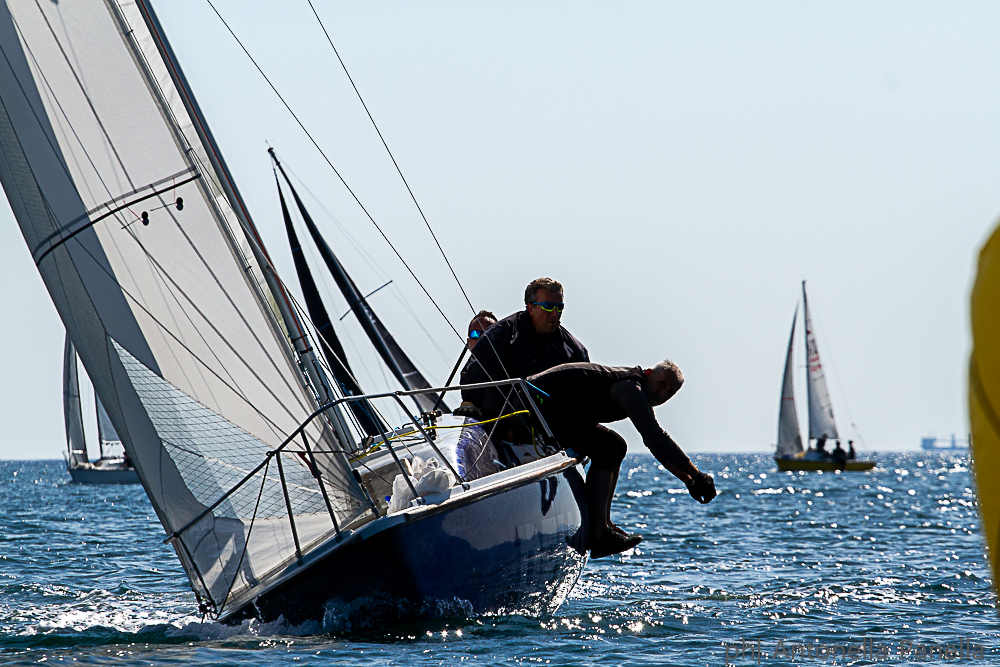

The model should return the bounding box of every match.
[774,283,875,472]
[0,0,588,627]
[63,334,138,484]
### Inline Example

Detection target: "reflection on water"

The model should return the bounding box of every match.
[0,453,994,665]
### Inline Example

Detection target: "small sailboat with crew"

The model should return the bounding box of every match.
[774,282,875,472]
[0,0,588,627]
[63,333,139,484]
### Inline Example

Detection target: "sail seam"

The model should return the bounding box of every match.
[33,172,201,265]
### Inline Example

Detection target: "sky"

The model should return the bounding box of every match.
[1,1,998,459]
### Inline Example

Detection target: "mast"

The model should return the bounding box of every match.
[63,335,88,468]
[776,307,803,457]
[272,159,447,414]
[0,0,368,614]
[273,162,384,437]
[134,1,357,454]
[802,281,839,441]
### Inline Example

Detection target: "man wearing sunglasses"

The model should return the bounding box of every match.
[525,360,717,558]
[461,277,589,421]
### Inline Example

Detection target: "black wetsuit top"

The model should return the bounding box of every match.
[461,310,588,414]
[526,362,692,472]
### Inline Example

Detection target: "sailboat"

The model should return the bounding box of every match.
[64,333,139,484]
[0,0,586,626]
[773,283,875,472]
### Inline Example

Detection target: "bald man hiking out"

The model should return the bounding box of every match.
[525,361,716,558]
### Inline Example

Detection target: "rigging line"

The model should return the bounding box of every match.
[10,9,306,432]
[203,0,465,345]
[305,0,477,316]
[30,0,135,190]
[281,161,454,365]
[125,224,295,443]
[4,17,117,210]
[14,4,295,420]
[216,457,270,618]
[284,292,368,437]
[65,230,302,438]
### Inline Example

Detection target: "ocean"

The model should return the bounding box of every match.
[0,452,994,665]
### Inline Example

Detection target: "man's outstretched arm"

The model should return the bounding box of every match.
[610,380,717,503]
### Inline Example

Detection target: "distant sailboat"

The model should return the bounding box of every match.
[773,283,875,472]
[63,334,139,484]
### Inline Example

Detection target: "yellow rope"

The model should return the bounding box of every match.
[349,410,530,462]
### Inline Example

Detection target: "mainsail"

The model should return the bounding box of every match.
[776,308,803,457]
[274,161,447,414]
[95,393,121,457]
[0,0,366,614]
[63,334,88,467]
[802,282,838,441]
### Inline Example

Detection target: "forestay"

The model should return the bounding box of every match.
[802,283,838,441]
[0,0,367,613]
[63,335,88,467]
[776,308,803,457]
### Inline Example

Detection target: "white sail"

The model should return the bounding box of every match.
[802,282,838,441]
[63,334,89,467]
[95,392,121,456]
[776,308,803,457]
[0,0,366,612]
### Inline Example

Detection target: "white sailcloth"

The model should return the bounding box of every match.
[96,392,121,457]
[0,0,366,611]
[63,334,88,467]
[776,308,803,457]
[802,283,838,441]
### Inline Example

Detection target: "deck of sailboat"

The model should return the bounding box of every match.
[773,456,876,472]
[217,428,588,625]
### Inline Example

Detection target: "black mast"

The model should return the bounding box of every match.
[272,155,447,414]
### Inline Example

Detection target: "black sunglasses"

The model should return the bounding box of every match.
[531,301,565,313]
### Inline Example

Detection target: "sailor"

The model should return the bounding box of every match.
[847,440,856,460]
[453,310,498,418]
[832,440,847,466]
[462,277,589,418]
[525,361,717,558]
[816,434,828,453]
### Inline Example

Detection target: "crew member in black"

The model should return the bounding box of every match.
[526,361,717,558]
[454,310,498,418]
[461,277,588,418]
[832,440,847,467]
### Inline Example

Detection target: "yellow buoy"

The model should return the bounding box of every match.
[970,220,1000,585]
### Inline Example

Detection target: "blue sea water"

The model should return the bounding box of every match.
[0,452,994,665]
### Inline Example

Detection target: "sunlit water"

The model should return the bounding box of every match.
[1,453,994,665]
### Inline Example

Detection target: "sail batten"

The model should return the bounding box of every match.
[776,308,803,457]
[802,282,839,441]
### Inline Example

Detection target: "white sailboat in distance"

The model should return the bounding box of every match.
[64,333,139,484]
[773,282,875,472]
